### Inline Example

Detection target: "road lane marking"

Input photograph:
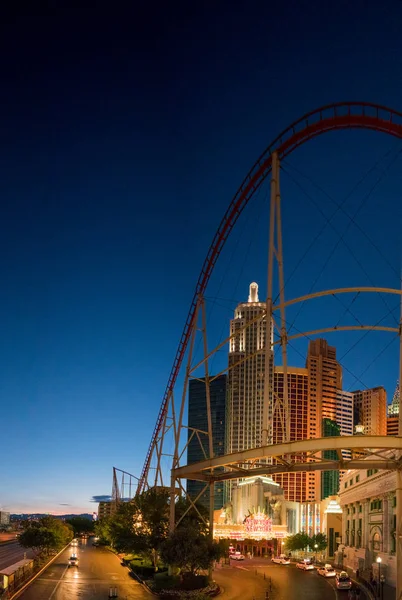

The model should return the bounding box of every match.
[234,566,249,571]
[48,564,69,600]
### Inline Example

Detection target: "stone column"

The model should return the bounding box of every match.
[383,494,389,553]
[363,499,370,550]
[342,506,348,546]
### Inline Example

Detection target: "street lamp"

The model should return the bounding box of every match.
[314,543,318,564]
[380,574,385,600]
[376,556,382,599]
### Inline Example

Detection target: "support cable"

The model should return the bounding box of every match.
[280,148,402,332]
[284,155,402,282]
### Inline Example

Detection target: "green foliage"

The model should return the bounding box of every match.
[65,516,95,535]
[19,517,73,554]
[94,517,111,544]
[284,532,311,552]
[160,527,222,575]
[310,532,328,551]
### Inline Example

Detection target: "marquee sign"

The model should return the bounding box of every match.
[244,511,273,535]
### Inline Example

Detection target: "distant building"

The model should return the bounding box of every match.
[272,366,313,503]
[388,381,400,416]
[0,512,10,526]
[321,418,341,499]
[306,339,343,500]
[387,416,399,436]
[97,502,113,520]
[187,375,226,511]
[352,387,387,435]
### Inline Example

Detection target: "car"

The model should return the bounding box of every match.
[317,564,336,577]
[231,552,245,561]
[335,571,352,590]
[272,556,291,565]
[71,539,78,546]
[68,555,79,567]
[296,560,314,571]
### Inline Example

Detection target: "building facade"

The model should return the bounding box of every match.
[352,387,387,435]
[387,416,399,436]
[226,282,268,456]
[0,512,10,526]
[272,366,315,503]
[97,502,113,520]
[187,375,226,510]
[388,381,399,416]
[339,466,398,587]
[306,339,343,499]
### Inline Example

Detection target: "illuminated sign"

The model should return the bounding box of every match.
[245,512,273,535]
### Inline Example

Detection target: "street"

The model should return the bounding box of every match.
[15,538,150,600]
[213,557,368,600]
[0,542,35,571]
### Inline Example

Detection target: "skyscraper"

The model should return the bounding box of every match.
[226,283,268,455]
[388,381,400,417]
[272,366,315,502]
[187,375,227,510]
[306,339,343,500]
[352,387,387,435]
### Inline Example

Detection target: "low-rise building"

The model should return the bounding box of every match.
[339,466,398,587]
[97,501,113,520]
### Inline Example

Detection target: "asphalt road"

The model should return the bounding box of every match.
[215,558,367,600]
[16,538,150,600]
[0,542,35,571]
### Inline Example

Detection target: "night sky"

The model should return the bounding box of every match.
[2,2,402,513]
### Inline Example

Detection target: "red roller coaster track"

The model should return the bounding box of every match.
[138,101,402,494]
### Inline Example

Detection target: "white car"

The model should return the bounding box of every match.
[317,564,336,577]
[272,556,291,565]
[68,555,79,567]
[71,539,78,546]
[335,571,352,590]
[231,552,245,561]
[296,560,314,571]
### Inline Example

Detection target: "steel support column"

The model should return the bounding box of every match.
[397,290,402,599]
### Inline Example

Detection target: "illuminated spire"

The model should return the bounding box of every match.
[248,282,259,303]
[388,380,400,416]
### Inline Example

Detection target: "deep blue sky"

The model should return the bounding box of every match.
[2,2,402,513]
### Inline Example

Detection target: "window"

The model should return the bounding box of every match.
[350,478,354,486]
[370,499,383,511]
[345,482,348,489]
[356,475,360,483]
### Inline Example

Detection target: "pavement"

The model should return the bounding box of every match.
[14,538,150,600]
[215,557,369,600]
[0,542,35,571]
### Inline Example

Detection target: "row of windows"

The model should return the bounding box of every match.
[344,474,360,488]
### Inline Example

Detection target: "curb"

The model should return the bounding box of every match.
[9,542,71,600]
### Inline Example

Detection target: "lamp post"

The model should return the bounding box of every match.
[314,543,318,564]
[376,556,382,599]
[380,574,385,600]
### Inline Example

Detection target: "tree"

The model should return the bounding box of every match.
[310,532,328,552]
[107,489,170,569]
[284,532,311,552]
[94,517,112,544]
[19,517,73,555]
[160,527,222,575]
[65,516,95,536]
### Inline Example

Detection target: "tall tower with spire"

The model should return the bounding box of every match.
[226,282,269,456]
[388,381,400,416]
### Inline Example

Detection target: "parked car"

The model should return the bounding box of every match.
[296,560,314,571]
[317,564,336,577]
[231,552,245,561]
[272,556,291,565]
[335,571,352,590]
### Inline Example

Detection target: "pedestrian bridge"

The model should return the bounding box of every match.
[173,435,402,482]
